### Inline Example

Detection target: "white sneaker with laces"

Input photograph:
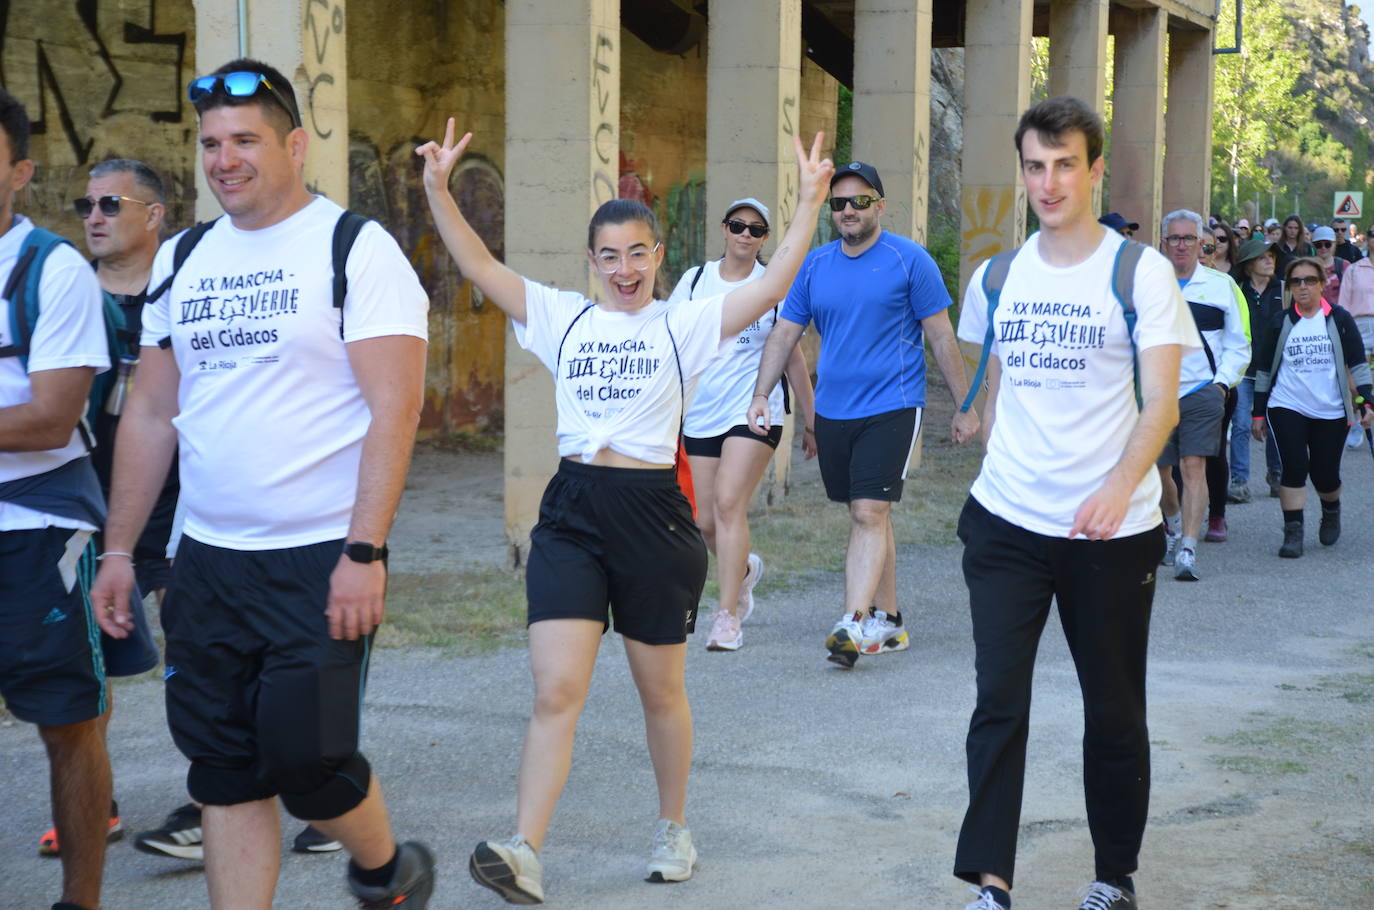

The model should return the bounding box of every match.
[1076,881,1137,909]
[645,819,697,883]
[860,609,909,655]
[1161,530,1180,566]
[737,553,763,622]
[1173,546,1199,581]
[825,614,863,668]
[705,608,742,651]
[964,885,1006,909]
[469,834,544,904]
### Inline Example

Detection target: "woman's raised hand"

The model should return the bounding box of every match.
[795,132,835,211]
[416,118,472,196]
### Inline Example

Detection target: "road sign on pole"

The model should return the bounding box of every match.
[1334,191,1363,219]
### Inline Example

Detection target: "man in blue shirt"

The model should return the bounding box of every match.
[749,161,978,667]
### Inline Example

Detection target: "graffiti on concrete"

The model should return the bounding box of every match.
[592,29,616,207]
[960,184,1022,268]
[303,0,343,141]
[1,0,186,164]
[776,93,798,231]
[663,175,706,286]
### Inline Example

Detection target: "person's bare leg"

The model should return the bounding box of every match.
[1179,455,1208,540]
[514,619,602,851]
[844,499,892,614]
[203,799,280,909]
[623,638,691,825]
[40,713,112,909]
[873,515,897,615]
[713,437,775,615]
[1278,485,1307,511]
[686,455,719,554]
[1157,465,1180,516]
[309,776,395,870]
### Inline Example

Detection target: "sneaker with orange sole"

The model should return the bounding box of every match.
[39,800,123,856]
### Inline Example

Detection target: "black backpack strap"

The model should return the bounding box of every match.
[332,210,371,339]
[555,304,595,372]
[145,219,218,307]
[663,314,685,467]
[687,264,706,300]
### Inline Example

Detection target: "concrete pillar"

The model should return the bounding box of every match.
[504,0,619,565]
[852,0,932,245]
[706,0,801,503]
[1163,25,1216,219]
[1047,0,1108,213]
[1109,7,1166,246]
[193,0,350,221]
[958,0,1033,295]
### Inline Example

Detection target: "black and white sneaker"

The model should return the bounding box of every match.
[293,824,343,853]
[347,841,436,908]
[1075,881,1137,909]
[132,803,204,860]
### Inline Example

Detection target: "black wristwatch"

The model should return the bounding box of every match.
[343,541,389,564]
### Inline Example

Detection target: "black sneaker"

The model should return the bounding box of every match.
[347,841,436,908]
[1319,505,1340,546]
[292,824,343,853]
[1279,521,1304,558]
[1075,881,1137,909]
[132,803,204,860]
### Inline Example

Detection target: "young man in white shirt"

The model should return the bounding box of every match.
[954,95,1199,910]
[90,59,433,908]
[0,89,114,910]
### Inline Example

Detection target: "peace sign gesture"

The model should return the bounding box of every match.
[794,131,836,211]
[416,118,472,196]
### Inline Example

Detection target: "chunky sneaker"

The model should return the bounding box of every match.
[348,841,436,908]
[705,608,743,651]
[1204,516,1227,542]
[1279,521,1304,558]
[293,824,343,853]
[39,800,122,856]
[1174,546,1199,581]
[1319,505,1341,546]
[470,835,544,904]
[964,885,1009,909]
[860,609,909,655]
[1226,480,1251,504]
[133,803,204,860]
[1075,880,1137,909]
[645,818,697,883]
[1161,530,1180,566]
[738,553,764,622]
[825,614,864,668]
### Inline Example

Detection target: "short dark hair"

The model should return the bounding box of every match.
[192,58,301,140]
[89,158,165,204]
[1014,95,1104,166]
[0,88,31,163]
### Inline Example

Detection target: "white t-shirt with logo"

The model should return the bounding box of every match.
[667,259,784,438]
[958,230,1201,539]
[0,216,110,531]
[1268,311,1344,419]
[142,197,428,550]
[515,278,727,464]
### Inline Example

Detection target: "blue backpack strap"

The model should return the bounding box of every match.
[2,228,72,368]
[959,249,1018,413]
[331,210,371,339]
[1110,240,1146,410]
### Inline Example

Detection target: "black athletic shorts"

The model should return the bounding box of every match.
[0,527,107,726]
[163,536,374,819]
[682,423,783,458]
[815,406,922,502]
[526,460,707,645]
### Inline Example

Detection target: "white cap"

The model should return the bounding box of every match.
[723,197,770,228]
[1311,225,1337,243]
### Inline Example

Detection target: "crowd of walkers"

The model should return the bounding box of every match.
[2,58,1371,910]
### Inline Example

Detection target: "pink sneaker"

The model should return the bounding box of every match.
[737,553,764,622]
[705,609,742,651]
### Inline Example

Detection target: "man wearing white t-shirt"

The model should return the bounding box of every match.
[953,97,1199,910]
[0,88,114,910]
[89,59,435,908]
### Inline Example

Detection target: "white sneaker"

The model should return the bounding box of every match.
[860,609,909,655]
[825,614,863,668]
[1347,424,1365,448]
[1161,530,1181,566]
[964,885,1007,909]
[645,819,697,883]
[469,834,544,904]
[1174,546,1199,581]
[705,608,742,651]
[737,553,764,622]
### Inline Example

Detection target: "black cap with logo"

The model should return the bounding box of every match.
[830,161,885,198]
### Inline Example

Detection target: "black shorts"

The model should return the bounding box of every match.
[0,527,107,726]
[682,424,783,458]
[163,536,374,820]
[815,406,922,502]
[526,460,707,645]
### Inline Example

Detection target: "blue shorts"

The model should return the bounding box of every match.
[0,527,107,726]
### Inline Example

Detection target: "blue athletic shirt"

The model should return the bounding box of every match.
[779,230,951,419]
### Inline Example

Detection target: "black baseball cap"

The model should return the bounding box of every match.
[1098,212,1139,233]
[831,161,885,198]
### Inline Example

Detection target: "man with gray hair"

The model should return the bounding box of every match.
[1156,210,1250,580]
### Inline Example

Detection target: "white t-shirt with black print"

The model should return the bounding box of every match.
[142,197,428,550]
[515,278,727,464]
[1268,311,1344,419]
[958,230,1201,539]
[667,259,783,439]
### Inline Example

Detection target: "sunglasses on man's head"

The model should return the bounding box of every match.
[188,71,302,128]
[829,195,879,212]
[73,195,150,219]
[724,219,767,238]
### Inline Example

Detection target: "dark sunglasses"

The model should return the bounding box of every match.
[1314,240,1334,248]
[724,219,767,238]
[1200,244,1216,255]
[1289,275,1323,286]
[187,71,302,128]
[829,194,879,212]
[73,195,150,219]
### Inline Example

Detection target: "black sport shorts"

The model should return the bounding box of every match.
[814,406,922,503]
[163,536,374,820]
[526,460,707,645]
[682,423,783,458]
[0,527,107,726]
